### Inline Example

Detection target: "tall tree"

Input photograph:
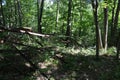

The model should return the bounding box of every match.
[103,0,108,52]
[37,0,44,33]
[110,0,116,46]
[112,0,120,46]
[55,0,59,32]
[91,0,100,59]
[115,0,120,60]
[66,0,72,47]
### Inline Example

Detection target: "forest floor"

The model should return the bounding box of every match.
[0,47,120,80]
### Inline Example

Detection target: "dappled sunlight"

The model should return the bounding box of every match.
[0,0,120,79]
[38,51,118,80]
[0,46,119,80]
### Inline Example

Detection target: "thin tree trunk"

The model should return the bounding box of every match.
[78,0,82,37]
[0,0,5,26]
[37,0,44,33]
[110,0,116,46]
[55,0,59,33]
[61,22,65,34]
[17,0,22,27]
[0,0,2,25]
[91,0,100,59]
[66,0,72,47]
[14,0,18,27]
[98,28,103,49]
[113,0,120,46]
[116,31,120,59]
[103,1,108,52]
[115,0,120,60]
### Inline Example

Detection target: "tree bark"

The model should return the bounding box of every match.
[0,27,50,37]
[0,0,5,26]
[14,0,18,27]
[103,0,108,52]
[0,0,2,25]
[37,0,44,33]
[91,0,100,59]
[55,0,59,33]
[116,31,120,59]
[78,0,82,37]
[110,0,116,46]
[17,0,22,27]
[98,28,103,49]
[116,0,120,60]
[66,0,72,47]
[112,0,120,46]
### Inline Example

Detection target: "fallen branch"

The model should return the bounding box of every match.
[0,27,50,38]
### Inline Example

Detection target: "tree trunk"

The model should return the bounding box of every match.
[78,0,82,37]
[110,0,116,46]
[14,0,18,27]
[115,0,120,60]
[66,0,72,47]
[116,31,120,59]
[98,28,103,49]
[0,0,2,25]
[55,0,59,33]
[91,0,101,59]
[112,0,120,46]
[103,1,108,52]
[17,0,22,27]
[0,0,5,26]
[37,0,44,33]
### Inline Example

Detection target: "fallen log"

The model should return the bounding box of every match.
[0,27,50,38]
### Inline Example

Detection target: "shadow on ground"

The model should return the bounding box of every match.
[49,54,120,80]
[0,50,120,80]
[0,51,36,80]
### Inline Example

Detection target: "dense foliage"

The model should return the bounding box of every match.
[0,0,120,80]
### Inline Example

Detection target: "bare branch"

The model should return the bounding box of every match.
[0,27,50,38]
